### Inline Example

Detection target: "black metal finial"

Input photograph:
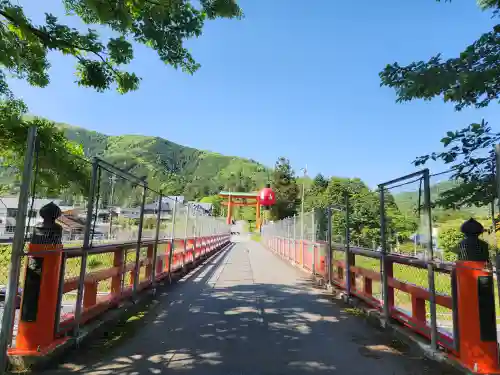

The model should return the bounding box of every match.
[39,202,62,222]
[460,218,484,237]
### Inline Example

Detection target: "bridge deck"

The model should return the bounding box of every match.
[47,238,455,375]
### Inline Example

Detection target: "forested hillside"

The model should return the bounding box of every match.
[0,120,271,202]
[2,120,491,231]
[393,180,489,223]
[61,122,270,200]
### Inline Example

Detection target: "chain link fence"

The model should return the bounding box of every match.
[0,127,230,367]
[262,167,500,354]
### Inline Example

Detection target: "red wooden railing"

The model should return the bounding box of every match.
[55,234,230,335]
[263,235,457,354]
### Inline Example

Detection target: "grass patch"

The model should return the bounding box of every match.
[342,307,365,317]
[336,252,500,322]
[251,233,261,242]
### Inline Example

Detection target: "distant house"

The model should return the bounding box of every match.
[144,200,171,215]
[188,202,213,216]
[164,196,185,204]
[124,196,186,218]
[58,213,87,241]
[0,197,64,240]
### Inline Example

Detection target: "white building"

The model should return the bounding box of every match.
[0,197,63,240]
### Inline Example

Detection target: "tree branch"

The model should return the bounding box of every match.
[0,9,122,78]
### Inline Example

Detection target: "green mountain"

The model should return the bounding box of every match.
[58,123,271,201]
[393,180,490,224]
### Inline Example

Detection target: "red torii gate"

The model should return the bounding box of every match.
[219,191,261,228]
[219,186,275,230]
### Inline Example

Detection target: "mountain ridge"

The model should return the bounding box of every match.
[55,122,271,201]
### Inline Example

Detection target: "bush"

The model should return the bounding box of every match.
[438,227,463,262]
[0,245,12,284]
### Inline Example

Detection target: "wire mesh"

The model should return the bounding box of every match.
[89,165,145,246]
[0,129,231,356]
[428,168,498,337]
[382,175,427,258]
[264,171,464,347]
[1,145,93,349]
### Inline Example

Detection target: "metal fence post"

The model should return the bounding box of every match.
[326,207,332,285]
[424,169,438,350]
[167,198,178,279]
[301,211,305,266]
[379,186,390,321]
[287,219,291,260]
[183,204,189,267]
[293,215,296,262]
[151,191,163,288]
[133,183,147,292]
[74,158,99,339]
[312,210,316,274]
[345,193,351,295]
[494,145,500,305]
[0,126,37,372]
[193,208,198,235]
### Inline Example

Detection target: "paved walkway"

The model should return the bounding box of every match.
[46,238,459,375]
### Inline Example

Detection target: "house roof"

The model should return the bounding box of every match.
[162,196,185,204]
[188,202,213,215]
[144,201,171,211]
[57,214,86,229]
[0,197,63,210]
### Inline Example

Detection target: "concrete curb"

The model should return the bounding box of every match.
[7,242,232,373]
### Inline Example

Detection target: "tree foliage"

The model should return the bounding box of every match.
[437,227,462,261]
[380,0,499,209]
[269,157,299,220]
[0,0,242,194]
[414,121,498,208]
[200,195,222,217]
[0,121,273,205]
[0,106,90,194]
[380,1,499,111]
[0,0,242,95]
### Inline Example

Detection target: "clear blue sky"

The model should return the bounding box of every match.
[8,0,499,188]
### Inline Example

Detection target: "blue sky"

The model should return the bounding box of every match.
[8,0,499,188]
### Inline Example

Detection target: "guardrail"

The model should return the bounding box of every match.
[263,236,457,353]
[7,233,230,359]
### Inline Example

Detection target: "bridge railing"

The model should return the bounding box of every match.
[262,226,458,350]
[262,168,500,373]
[0,132,231,369]
[52,233,229,338]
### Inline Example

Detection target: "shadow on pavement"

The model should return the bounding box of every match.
[41,243,460,375]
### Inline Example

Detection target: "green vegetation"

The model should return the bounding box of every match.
[0,121,272,203]
[1,0,241,94]
[302,174,410,248]
[0,245,10,284]
[251,233,261,242]
[0,0,242,198]
[380,0,499,209]
[270,157,300,220]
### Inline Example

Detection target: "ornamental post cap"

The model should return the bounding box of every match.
[460,218,484,236]
[39,202,62,221]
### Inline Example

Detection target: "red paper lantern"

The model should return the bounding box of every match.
[258,187,276,206]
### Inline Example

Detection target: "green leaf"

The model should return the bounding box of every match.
[441,137,451,146]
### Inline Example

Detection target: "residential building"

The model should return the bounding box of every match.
[0,197,64,240]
